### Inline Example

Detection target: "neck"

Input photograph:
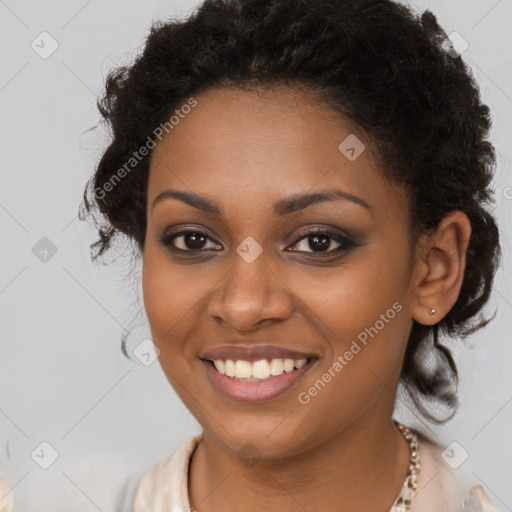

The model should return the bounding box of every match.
[188,411,411,512]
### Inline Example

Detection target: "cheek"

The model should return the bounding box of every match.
[297,238,412,403]
[303,236,410,340]
[141,244,204,358]
[293,293,409,443]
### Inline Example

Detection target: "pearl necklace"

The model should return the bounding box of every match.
[389,422,420,512]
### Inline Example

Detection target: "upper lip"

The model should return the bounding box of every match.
[200,344,317,362]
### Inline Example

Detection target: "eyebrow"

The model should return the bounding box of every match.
[152,187,372,216]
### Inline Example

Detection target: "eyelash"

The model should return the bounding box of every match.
[157,228,356,257]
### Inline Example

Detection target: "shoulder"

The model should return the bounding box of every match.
[412,431,499,512]
[0,474,13,512]
[131,433,203,512]
[463,485,501,512]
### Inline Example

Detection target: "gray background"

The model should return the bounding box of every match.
[0,0,511,510]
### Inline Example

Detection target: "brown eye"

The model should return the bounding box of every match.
[288,230,355,255]
[159,230,222,252]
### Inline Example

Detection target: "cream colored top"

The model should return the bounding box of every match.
[0,474,14,512]
[131,431,500,512]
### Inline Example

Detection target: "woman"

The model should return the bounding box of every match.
[81,0,501,510]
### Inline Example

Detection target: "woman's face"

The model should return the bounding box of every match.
[142,86,417,458]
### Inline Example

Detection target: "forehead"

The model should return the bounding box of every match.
[147,86,401,217]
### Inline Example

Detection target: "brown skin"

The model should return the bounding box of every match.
[142,86,471,511]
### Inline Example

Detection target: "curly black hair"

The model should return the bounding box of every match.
[80,0,501,424]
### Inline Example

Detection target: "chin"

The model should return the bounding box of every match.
[204,415,319,462]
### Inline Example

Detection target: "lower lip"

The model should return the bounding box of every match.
[201,358,317,403]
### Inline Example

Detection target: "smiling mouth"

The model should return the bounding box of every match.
[200,356,318,403]
[202,357,315,381]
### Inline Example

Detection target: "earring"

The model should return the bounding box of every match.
[429,308,436,317]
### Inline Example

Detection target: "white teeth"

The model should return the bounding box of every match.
[225,359,235,377]
[294,358,306,369]
[283,358,295,372]
[215,359,226,375]
[212,357,308,380]
[269,358,284,375]
[252,359,270,379]
[234,360,252,378]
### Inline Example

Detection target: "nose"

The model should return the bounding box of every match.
[207,250,294,332]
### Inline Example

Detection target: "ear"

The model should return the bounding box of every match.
[410,211,472,326]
